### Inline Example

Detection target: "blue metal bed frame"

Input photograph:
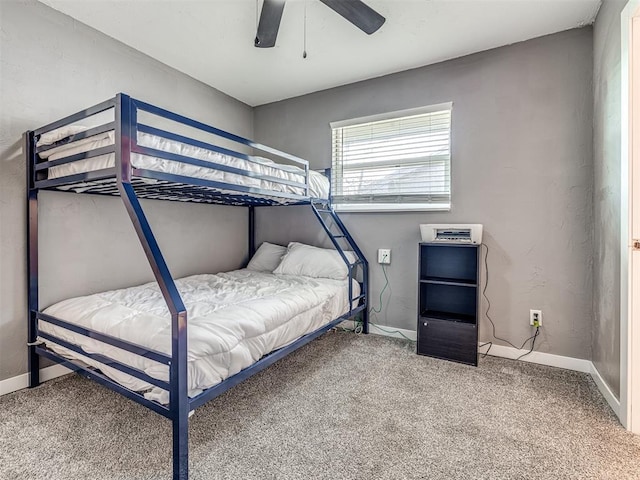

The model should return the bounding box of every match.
[25,93,369,480]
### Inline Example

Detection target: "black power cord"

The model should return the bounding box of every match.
[480,243,541,359]
[478,341,493,359]
[517,326,540,360]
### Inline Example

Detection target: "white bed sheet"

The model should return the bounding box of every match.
[40,269,358,404]
[39,131,329,200]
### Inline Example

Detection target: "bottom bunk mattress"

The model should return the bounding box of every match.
[40,269,359,404]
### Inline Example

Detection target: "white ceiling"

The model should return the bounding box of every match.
[40,0,601,106]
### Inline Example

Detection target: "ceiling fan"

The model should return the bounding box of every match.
[255,0,386,48]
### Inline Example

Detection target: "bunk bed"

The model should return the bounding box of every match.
[26,93,369,480]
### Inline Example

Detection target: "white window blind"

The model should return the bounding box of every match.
[331,104,452,211]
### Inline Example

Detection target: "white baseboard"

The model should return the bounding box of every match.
[0,364,71,397]
[368,323,417,341]
[478,342,592,373]
[590,363,621,417]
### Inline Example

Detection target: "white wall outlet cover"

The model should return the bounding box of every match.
[530,309,542,326]
[378,249,391,264]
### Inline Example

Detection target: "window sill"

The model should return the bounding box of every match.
[333,203,451,213]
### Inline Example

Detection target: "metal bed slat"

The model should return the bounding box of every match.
[132,181,255,204]
[134,183,207,199]
[49,182,293,206]
[38,312,171,365]
[37,331,170,390]
[139,191,289,206]
[78,184,120,195]
[35,347,172,419]
[41,176,311,206]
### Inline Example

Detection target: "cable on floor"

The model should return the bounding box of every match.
[368,322,414,341]
[478,341,493,358]
[517,327,540,360]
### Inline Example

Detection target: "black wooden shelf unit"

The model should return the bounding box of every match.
[417,243,480,366]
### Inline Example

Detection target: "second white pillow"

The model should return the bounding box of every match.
[273,242,356,280]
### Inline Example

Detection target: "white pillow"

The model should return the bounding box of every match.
[37,125,87,147]
[273,242,356,280]
[246,242,287,273]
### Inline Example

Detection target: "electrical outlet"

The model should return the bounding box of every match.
[530,309,542,327]
[378,248,391,264]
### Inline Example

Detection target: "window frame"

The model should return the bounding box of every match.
[329,102,453,213]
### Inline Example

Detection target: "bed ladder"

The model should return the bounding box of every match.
[311,202,369,334]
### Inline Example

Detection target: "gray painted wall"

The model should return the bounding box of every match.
[593,0,626,399]
[254,29,595,360]
[0,1,253,381]
[0,1,605,384]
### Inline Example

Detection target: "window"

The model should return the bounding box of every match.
[330,103,452,212]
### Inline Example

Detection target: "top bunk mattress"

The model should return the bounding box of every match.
[39,269,358,404]
[37,130,329,200]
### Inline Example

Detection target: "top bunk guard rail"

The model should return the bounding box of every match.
[32,98,117,137]
[133,99,309,172]
[30,93,312,205]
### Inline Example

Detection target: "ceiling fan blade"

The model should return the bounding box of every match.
[319,0,385,35]
[255,0,286,48]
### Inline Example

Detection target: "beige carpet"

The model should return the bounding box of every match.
[1,332,639,480]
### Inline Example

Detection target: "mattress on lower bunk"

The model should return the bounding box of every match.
[38,130,329,200]
[40,269,358,404]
